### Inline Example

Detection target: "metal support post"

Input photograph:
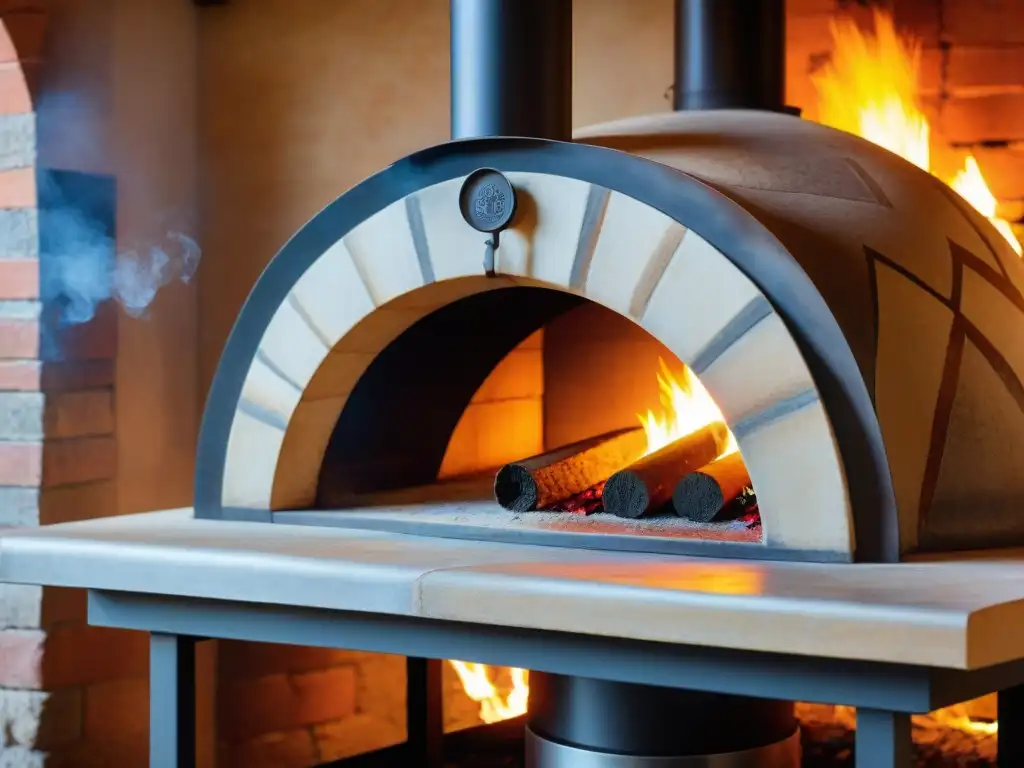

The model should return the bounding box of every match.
[999,685,1024,767]
[406,656,444,768]
[855,709,912,768]
[150,633,197,768]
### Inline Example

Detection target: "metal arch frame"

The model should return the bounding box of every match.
[94,589,1023,768]
[193,136,897,563]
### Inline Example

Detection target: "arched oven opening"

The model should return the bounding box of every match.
[316,286,764,549]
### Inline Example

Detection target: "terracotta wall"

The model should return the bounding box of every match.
[196,0,678,394]
[542,304,679,450]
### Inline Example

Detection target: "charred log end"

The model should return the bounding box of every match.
[673,471,725,522]
[672,451,751,522]
[603,423,727,519]
[494,464,538,512]
[493,428,647,512]
[603,470,652,519]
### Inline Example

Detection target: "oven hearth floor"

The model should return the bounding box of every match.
[282,475,765,560]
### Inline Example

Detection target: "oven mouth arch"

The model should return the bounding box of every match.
[195,134,896,563]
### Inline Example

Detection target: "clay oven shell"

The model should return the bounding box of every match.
[195,110,1024,564]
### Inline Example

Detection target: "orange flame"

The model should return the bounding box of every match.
[813,9,1021,256]
[950,156,1023,256]
[929,704,998,736]
[637,359,738,457]
[447,661,529,724]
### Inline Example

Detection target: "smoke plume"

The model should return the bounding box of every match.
[39,170,200,328]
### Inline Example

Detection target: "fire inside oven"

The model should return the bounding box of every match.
[320,291,763,541]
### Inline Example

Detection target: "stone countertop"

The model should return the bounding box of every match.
[2,509,1024,671]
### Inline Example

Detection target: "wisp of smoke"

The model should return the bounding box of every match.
[114,231,200,318]
[39,173,201,328]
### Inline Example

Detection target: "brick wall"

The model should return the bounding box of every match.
[216,645,480,767]
[440,329,545,478]
[900,0,1024,241]
[0,4,151,767]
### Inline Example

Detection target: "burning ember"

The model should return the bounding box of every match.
[549,480,606,515]
[813,9,1022,256]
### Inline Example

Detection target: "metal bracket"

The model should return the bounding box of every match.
[483,232,500,277]
[458,168,516,278]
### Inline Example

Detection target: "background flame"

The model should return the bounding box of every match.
[813,10,1021,256]
[447,661,529,724]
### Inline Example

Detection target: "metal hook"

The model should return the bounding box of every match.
[483,232,500,277]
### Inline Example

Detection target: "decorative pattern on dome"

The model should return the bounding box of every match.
[866,238,1024,549]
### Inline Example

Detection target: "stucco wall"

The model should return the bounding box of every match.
[195,0,679,394]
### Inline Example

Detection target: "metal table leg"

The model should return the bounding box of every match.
[150,633,197,768]
[855,708,912,768]
[406,657,444,768]
[999,685,1024,767]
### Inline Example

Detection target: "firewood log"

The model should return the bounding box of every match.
[494,427,647,512]
[671,451,751,523]
[602,422,730,519]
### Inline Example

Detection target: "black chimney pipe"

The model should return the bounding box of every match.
[673,0,786,112]
[450,0,572,141]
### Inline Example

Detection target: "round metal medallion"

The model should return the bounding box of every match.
[459,168,517,233]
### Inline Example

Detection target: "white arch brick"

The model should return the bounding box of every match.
[220,172,854,557]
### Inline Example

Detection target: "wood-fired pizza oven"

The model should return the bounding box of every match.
[193,0,1024,566]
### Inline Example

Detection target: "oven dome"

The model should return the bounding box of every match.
[196,109,1024,563]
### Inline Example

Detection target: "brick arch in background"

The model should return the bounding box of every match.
[0,3,46,237]
[0,5,141,768]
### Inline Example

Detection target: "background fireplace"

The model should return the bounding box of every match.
[0,0,1021,766]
